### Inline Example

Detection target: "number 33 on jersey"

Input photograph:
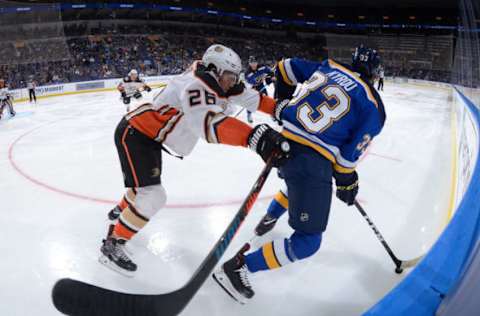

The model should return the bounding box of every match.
[277,58,386,173]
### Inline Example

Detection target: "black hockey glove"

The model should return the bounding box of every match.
[145,85,152,92]
[226,81,246,97]
[333,170,359,206]
[248,124,290,167]
[133,91,142,99]
[265,75,273,86]
[122,96,131,105]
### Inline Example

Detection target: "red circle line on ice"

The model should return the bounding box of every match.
[7,119,395,208]
[7,120,275,208]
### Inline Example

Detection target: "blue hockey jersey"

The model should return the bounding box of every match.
[245,65,273,88]
[277,58,386,173]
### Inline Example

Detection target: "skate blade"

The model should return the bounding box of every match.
[98,255,135,278]
[212,269,246,305]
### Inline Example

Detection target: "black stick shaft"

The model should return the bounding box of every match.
[354,200,402,268]
[176,159,274,306]
[52,161,274,316]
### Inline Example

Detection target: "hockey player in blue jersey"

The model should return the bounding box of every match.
[213,47,386,303]
[244,56,274,123]
[352,45,381,83]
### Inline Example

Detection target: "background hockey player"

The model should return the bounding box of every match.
[117,69,152,112]
[352,45,381,84]
[244,56,274,123]
[0,79,15,119]
[100,44,290,276]
[213,47,386,303]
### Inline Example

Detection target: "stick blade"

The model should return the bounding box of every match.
[52,163,274,316]
[400,255,425,269]
[52,278,180,316]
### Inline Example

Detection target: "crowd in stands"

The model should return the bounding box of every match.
[0,22,453,89]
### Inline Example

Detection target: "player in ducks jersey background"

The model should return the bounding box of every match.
[100,44,290,276]
[117,69,152,112]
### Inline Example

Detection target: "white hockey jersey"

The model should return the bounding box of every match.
[119,76,146,96]
[125,61,261,156]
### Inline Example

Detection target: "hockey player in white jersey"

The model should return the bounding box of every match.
[117,69,152,112]
[100,44,290,276]
[0,79,15,120]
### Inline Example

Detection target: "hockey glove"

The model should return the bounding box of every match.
[248,124,290,167]
[122,96,131,105]
[133,91,142,99]
[265,75,273,86]
[333,170,359,206]
[145,85,152,92]
[226,81,246,97]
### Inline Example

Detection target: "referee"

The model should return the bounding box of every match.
[377,66,385,91]
[27,78,37,103]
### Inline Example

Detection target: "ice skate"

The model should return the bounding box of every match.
[99,237,137,277]
[254,213,278,236]
[247,111,253,123]
[213,245,254,304]
[108,205,122,221]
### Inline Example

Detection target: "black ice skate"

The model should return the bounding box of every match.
[247,111,253,123]
[99,237,137,277]
[104,223,134,257]
[108,205,122,221]
[212,244,254,304]
[254,213,278,236]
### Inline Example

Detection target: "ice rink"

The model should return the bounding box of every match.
[0,81,453,316]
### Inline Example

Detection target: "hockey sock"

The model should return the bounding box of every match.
[245,231,322,272]
[113,201,149,240]
[266,190,288,219]
[117,188,137,212]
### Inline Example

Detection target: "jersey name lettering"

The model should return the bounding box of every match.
[326,71,358,92]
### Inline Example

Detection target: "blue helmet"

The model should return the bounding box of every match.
[352,45,380,80]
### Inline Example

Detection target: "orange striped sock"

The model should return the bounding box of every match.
[113,220,137,240]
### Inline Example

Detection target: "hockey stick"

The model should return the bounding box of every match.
[354,200,424,273]
[52,160,274,316]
